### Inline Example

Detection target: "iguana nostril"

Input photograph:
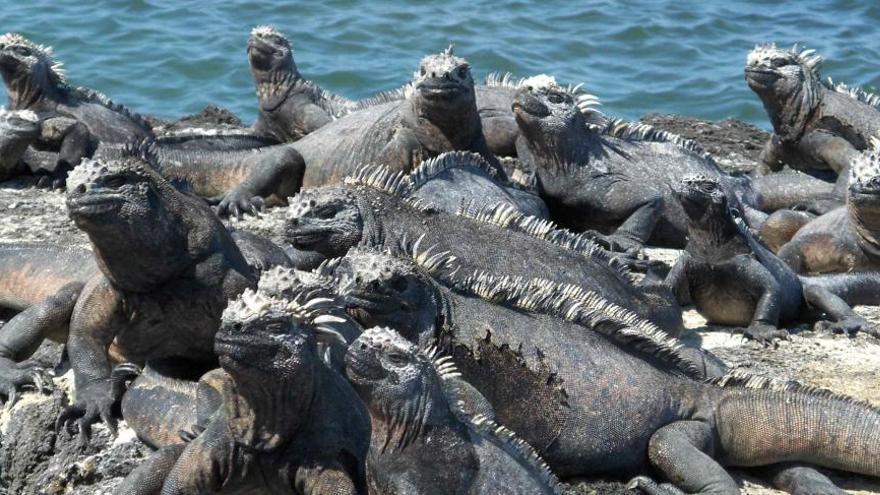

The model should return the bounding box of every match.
[75,184,86,194]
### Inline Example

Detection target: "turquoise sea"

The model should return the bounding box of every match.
[3,0,879,127]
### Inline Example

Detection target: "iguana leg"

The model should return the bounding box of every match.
[802,284,875,337]
[295,461,359,495]
[159,431,230,494]
[757,133,786,175]
[730,257,790,344]
[377,128,421,173]
[295,102,334,136]
[0,282,82,403]
[763,464,848,495]
[213,146,304,218]
[663,252,691,305]
[758,210,813,254]
[36,118,92,188]
[798,130,861,201]
[630,420,740,495]
[115,443,186,495]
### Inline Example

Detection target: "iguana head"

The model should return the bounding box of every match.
[248,26,298,80]
[323,247,443,344]
[345,326,453,446]
[409,45,479,132]
[217,288,348,448]
[285,186,364,258]
[745,44,822,140]
[0,108,40,177]
[512,85,586,161]
[0,34,65,108]
[675,174,728,222]
[848,140,880,225]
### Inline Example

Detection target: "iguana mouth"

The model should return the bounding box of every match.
[66,194,124,215]
[345,291,399,313]
[744,67,777,85]
[344,350,383,381]
[417,82,465,99]
[215,333,278,365]
[287,227,334,248]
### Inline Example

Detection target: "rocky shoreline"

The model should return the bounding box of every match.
[1,115,878,495]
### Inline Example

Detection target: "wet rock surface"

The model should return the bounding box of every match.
[0,115,877,494]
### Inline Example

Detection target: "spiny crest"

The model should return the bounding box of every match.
[469,414,561,491]
[827,77,880,109]
[0,33,66,81]
[352,84,410,111]
[421,344,461,380]
[747,43,823,77]
[456,202,636,283]
[850,136,880,187]
[408,151,499,189]
[344,164,410,197]
[709,369,880,414]
[257,265,334,301]
[66,157,144,191]
[251,25,284,40]
[222,288,349,345]
[590,118,715,162]
[399,233,459,275]
[456,271,703,378]
[416,45,468,80]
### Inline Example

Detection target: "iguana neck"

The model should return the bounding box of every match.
[849,200,880,258]
[524,122,597,175]
[253,66,300,112]
[223,370,313,452]
[764,78,821,142]
[685,212,748,262]
[2,70,59,110]
[356,195,385,250]
[368,374,465,455]
[404,95,482,152]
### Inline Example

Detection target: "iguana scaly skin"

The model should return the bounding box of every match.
[346,326,561,494]
[57,155,256,445]
[320,246,880,492]
[285,46,503,188]
[0,33,154,147]
[746,43,880,190]
[665,174,871,343]
[283,167,683,334]
[248,26,356,143]
[780,141,880,274]
[513,85,835,250]
[0,108,40,181]
[119,288,369,494]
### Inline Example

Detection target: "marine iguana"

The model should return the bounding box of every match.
[665,174,871,342]
[512,85,834,250]
[0,33,154,148]
[285,45,503,187]
[283,167,683,334]
[323,247,880,492]
[346,326,561,494]
[780,141,880,274]
[248,25,356,142]
[56,155,256,444]
[117,288,369,495]
[745,43,880,188]
[0,108,44,181]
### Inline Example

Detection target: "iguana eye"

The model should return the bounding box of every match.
[12,46,29,56]
[548,93,564,104]
[457,66,468,78]
[387,353,408,366]
[420,67,427,76]
[104,176,127,188]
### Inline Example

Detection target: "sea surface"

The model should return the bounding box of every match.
[2,0,879,128]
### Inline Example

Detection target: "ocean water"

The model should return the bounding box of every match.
[2,0,879,128]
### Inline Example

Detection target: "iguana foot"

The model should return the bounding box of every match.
[734,323,790,346]
[771,465,848,495]
[55,378,119,447]
[210,190,265,219]
[0,361,54,408]
[581,230,644,256]
[814,316,874,337]
[627,476,686,495]
[177,423,206,442]
[791,199,838,216]
[31,173,65,190]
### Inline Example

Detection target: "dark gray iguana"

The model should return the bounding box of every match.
[56,155,256,444]
[248,25,356,143]
[320,246,880,493]
[345,326,561,494]
[0,108,41,182]
[512,84,835,250]
[283,166,683,335]
[779,139,880,274]
[665,174,873,342]
[117,288,370,495]
[285,45,503,187]
[0,33,153,169]
[745,43,880,191]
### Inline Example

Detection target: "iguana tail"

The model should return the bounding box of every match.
[120,362,200,449]
[712,372,880,477]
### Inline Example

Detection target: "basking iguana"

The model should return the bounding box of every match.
[512,84,835,250]
[0,33,153,153]
[56,155,255,444]
[0,108,40,182]
[283,166,683,334]
[320,246,880,493]
[780,140,880,274]
[248,25,356,142]
[746,43,880,190]
[665,174,872,342]
[346,326,561,494]
[284,45,503,187]
[117,288,369,495]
